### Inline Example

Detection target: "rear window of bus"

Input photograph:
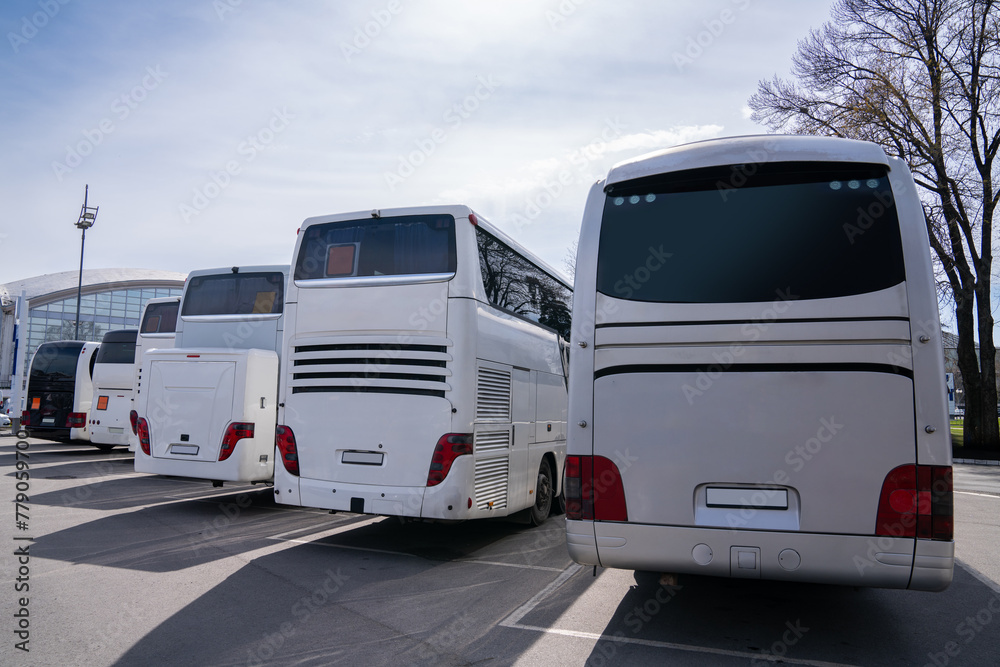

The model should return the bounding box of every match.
[596,162,905,303]
[294,214,458,281]
[181,272,285,316]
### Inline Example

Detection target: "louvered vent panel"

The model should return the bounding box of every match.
[475,430,510,454]
[476,367,511,421]
[475,456,509,510]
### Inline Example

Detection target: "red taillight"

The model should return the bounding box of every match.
[876,464,953,540]
[21,410,30,424]
[129,410,139,435]
[275,425,299,476]
[136,418,151,456]
[564,455,627,522]
[426,433,473,487]
[219,422,254,462]
[67,412,87,428]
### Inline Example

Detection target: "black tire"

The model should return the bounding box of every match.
[94,444,115,452]
[529,458,554,526]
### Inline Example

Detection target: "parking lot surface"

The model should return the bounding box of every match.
[2,434,999,666]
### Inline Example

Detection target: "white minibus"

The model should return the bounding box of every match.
[89,329,138,450]
[128,297,180,451]
[134,266,287,484]
[274,205,571,525]
[22,340,101,442]
[566,135,954,590]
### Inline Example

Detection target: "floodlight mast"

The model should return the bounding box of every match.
[73,185,98,340]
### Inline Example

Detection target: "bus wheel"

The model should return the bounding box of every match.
[530,459,554,526]
[94,444,115,452]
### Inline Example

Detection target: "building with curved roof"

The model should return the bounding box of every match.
[1,268,186,396]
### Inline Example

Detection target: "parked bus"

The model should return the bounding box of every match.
[89,329,138,450]
[133,266,287,484]
[273,205,571,525]
[565,135,954,590]
[22,340,101,442]
[128,297,180,451]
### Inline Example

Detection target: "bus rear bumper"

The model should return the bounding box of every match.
[566,520,954,591]
[134,450,273,483]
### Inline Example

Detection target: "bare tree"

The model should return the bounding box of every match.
[749,0,1000,451]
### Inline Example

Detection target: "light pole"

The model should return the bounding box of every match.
[74,185,98,340]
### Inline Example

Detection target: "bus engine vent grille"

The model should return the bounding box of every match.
[476,367,512,421]
[290,338,452,398]
[475,456,509,511]
[475,430,510,454]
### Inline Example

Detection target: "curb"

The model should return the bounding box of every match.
[954,458,1000,466]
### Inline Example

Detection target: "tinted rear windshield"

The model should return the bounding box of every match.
[30,342,85,379]
[294,214,458,281]
[181,272,285,316]
[141,301,179,333]
[96,331,137,364]
[596,162,906,303]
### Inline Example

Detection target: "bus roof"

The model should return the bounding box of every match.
[100,329,138,344]
[299,205,572,290]
[605,134,893,188]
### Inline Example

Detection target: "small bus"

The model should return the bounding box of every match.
[274,205,571,525]
[89,329,138,450]
[133,266,287,484]
[128,297,180,451]
[22,340,101,442]
[565,135,954,590]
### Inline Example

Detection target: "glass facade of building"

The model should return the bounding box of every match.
[24,286,182,372]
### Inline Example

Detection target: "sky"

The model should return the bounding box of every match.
[0,0,841,287]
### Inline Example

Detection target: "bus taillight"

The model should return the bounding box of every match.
[21,410,30,425]
[219,422,254,462]
[876,464,953,541]
[67,412,87,428]
[564,455,628,522]
[275,425,299,476]
[136,418,151,455]
[427,434,472,487]
[129,410,139,435]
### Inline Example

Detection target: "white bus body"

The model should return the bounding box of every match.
[134,266,286,483]
[22,341,101,442]
[566,135,954,591]
[274,205,571,524]
[128,297,180,451]
[90,329,138,449]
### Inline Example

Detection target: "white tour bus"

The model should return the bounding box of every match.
[89,329,138,450]
[22,340,101,442]
[133,266,287,485]
[128,297,180,451]
[274,205,571,525]
[566,135,954,590]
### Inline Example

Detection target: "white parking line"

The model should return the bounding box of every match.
[500,565,860,667]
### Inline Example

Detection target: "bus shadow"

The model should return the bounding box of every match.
[575,568,1000,665]
[112,520,575,666]
[27,487,337,573]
